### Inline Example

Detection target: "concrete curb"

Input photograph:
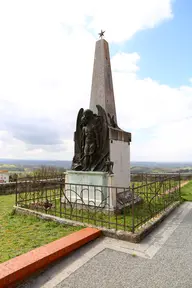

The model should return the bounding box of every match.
[0,227,101,288]
[134,201,180,242]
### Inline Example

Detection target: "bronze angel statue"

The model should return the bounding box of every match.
[72,105,110,172]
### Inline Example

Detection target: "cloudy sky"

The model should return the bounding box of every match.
[0,0,192,162]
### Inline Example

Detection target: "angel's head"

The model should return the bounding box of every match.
[81,109,94,125]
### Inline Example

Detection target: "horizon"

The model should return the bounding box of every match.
[0,158,192,164]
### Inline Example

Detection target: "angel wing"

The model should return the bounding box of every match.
[74,108,84,155]
[96,105,109,152]
[92,105,109,171]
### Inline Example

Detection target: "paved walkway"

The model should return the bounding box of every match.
[18,202,192,288]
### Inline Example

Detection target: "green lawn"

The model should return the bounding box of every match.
[0,194,82,263]
[181,181,192,201]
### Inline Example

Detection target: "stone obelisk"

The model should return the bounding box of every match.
[89,31,131,187]
[89,38,117,125]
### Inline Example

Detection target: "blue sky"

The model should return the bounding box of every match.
[123,0,192,87]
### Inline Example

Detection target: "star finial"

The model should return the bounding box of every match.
[98,30,105,39]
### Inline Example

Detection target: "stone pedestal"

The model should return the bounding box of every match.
[61,170,142,214]
[61,170,117,210]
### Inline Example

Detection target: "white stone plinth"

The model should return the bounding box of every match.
[109,139,130,188]
[61,170,117,209]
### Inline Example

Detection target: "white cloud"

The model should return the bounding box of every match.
[84,0,173,42]
[111,54,192,162]
[0,0,192,162]
[132,118,192,162]
[112,53,140,74]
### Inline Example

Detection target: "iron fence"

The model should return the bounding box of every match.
[131,172,192,181]
[15,174,181,233]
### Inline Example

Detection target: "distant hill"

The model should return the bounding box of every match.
[131,161,192,168]
[0,159,192,171]
[0,159,71,169]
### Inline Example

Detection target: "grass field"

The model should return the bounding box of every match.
[0,194,82,263]
[181,181,192,201]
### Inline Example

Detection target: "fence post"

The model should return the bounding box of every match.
[163,178,166,210]
[59,178,63,218]
[131,184,135,233]
[145,173,148,186]
[178,173,181,201]
[15,175,18,206]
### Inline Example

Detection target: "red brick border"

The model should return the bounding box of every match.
[0,227,101,288]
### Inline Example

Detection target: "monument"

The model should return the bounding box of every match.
[63,31,132,211]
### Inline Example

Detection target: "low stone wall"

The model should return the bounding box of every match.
[0,183,16,195]
[0,181,60,196]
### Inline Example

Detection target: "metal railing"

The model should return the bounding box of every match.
[15,174,181,233]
